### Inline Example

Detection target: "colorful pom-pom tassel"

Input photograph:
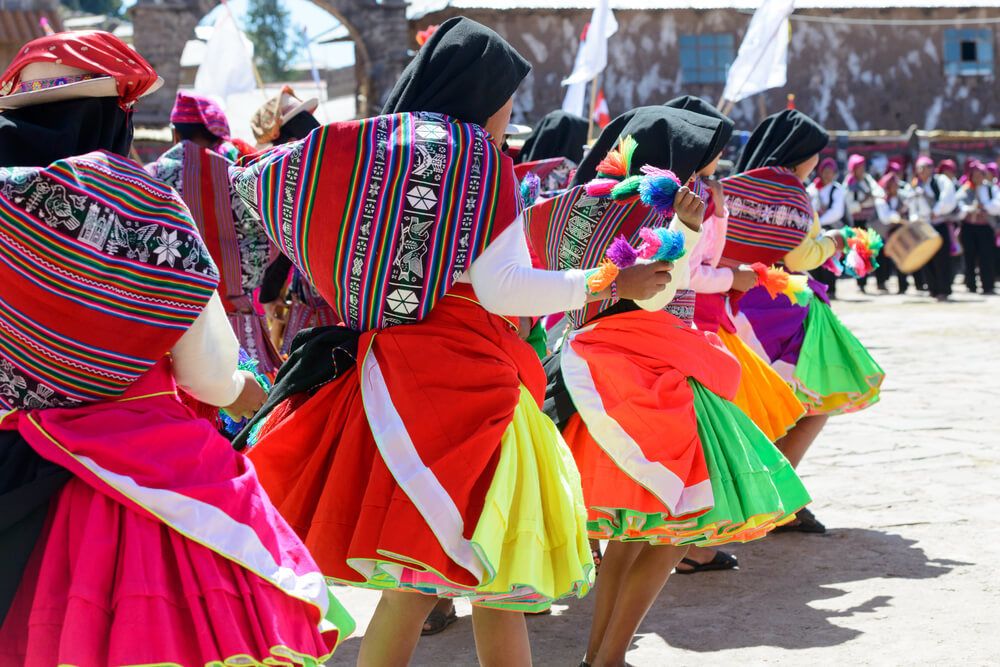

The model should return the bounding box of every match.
[520,172,541,208]
[585,178,618,198]
[649,227,686,262]
[610,175,643,201]
[751,263,813,305]
[586,259,620,294]
[596,135,637,179]
[607,235,639,268]
[638,168,682,217]
[782,274,813,306]
[637,227,663,259]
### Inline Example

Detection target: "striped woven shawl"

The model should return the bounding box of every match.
[233,112,521,331]
[524,185,665,329]
[147,141,269,312]
[720,166,813,266]
[0,151,219,410]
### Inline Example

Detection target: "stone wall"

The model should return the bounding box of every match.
[413,6,1000,132]
[130,0,411,126]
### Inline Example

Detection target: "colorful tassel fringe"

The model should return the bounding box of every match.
[520,172,541,208]
[585,134,684,217]
[751,263,813,306]
[822,228,884,279]
[219,350,272,439]
[638,227,686,262]
[586,259,620,294]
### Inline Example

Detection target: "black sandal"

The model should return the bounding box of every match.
[773,507,826,534]
[675,549,739,575]
[421,602,458,636]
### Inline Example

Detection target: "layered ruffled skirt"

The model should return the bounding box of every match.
[555,309,809,547]
[732,280,884,416]
[0,361,352,666]
[695,293,804,440]
[245,287,593,611]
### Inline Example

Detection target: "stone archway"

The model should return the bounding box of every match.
[130,0,411,126]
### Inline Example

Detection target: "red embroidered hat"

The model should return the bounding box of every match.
[0,30,162,110]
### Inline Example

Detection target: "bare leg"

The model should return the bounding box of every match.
[591,543,689,667]
[472,605,531,667]
[357,590,439,667]
[584,540,643,663]
[776,414,829,468]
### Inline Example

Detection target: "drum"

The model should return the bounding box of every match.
[884,220,943,274]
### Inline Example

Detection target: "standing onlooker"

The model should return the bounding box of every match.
[957,161,1000,294]
[807,157,850,298]
[874,169,913,293]
[910,156,958,301]
[844,154,886,292]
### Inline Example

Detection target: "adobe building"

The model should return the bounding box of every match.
[409,1,1000,132]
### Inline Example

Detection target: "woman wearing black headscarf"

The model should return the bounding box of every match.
[234,17,674,666]
[516,109,589,164]
[708,109,884,533]
[525,106,810,667]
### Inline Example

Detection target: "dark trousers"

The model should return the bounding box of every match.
[810,266,838,298]
[925,222,954,297]
[960,223,996,293]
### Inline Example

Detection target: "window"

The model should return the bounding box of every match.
[943,29,994,76]
[680,33,735,84]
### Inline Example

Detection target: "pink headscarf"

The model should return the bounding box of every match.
[811,156,838,188]
[846,153,866,185]
[937,158,958,176]
[170,91,231,140]
[916,155,934,170]
[878,172,896,191]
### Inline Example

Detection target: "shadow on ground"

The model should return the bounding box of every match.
[330,528,968,665]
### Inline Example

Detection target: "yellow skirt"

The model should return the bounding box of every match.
[718,328,804,441]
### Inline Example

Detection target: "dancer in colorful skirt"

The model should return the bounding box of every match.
[232,18,673,666]
[664,96,806,575]
[528,105,810,667]
[514,109,589,194]
[719,109,885,532]
[0,31,352,665]
[147,92,282,374]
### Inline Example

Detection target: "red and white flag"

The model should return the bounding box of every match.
[593,89,610,128]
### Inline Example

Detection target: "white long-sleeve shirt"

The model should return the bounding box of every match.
[958,183,1000,221]
[171,292,245,407]
[910,175,958,223]
[808,180,848,229]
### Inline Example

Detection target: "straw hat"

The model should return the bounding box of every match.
[250,86,320,146]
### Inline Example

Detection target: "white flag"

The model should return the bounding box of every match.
[561,0,618,87]
[722,0,794,104]
[194,11,257,101]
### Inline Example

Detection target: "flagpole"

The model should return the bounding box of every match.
[220,0,268,97]
[587,74,600,143]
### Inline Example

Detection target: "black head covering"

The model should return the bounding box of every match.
[664,95,735,170]
[572,106,724,187]
[382,17,531,127]
[515,110,589,164]
[0,97,132,168]
[735,109,830,173]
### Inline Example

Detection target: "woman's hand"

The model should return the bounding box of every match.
[222,371,267,420]
[824,229,847,252]
[706,178,725,216]
[730,268,759,292]
[674,187,706,231]
[611,261,674,301]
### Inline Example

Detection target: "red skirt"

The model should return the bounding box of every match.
[248,285,593,609]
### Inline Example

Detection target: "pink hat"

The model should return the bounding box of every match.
[937,158,957,174]
[847,153,866,171]
[916,155,934,169]
[170,91,230,140]
[878,172,896,190]
[888,159,904,174]
[818,157,837,173]
[987,162,999,178]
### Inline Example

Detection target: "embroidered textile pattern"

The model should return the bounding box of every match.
[234,111,518,332]
[722,167,813,264]
[0,151,218,409]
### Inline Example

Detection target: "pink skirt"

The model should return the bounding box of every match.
[0,359,352,665]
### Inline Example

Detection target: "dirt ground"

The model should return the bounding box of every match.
[328,278,1000,666]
